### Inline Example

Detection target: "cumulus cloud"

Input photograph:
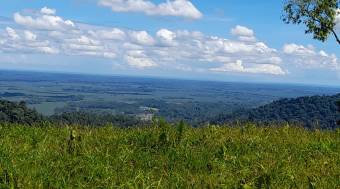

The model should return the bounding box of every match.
[231,25,254,37]
[129,30,155,46]
[98,0,202,19]
[3,7,339,75]
[156,29,177,46]
[13,8,75,30]
[231,25,256,42]
[89,28,126,40]
[2,27,59,54]
[283,43,315,55]
[283,43,338,69]
[125,50,156,68]
[61,35,118,58]
[210,60,286,75]
[6,27,20,40]
[40,7,56,15]
[24,30,37,41]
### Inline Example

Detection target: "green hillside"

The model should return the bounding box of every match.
[0,123,339,188]
[214,94,340,129]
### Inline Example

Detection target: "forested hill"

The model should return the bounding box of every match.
[0,100,44,124]
[213,94,340,129]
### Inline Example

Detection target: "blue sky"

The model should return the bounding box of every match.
[0,0,339,86]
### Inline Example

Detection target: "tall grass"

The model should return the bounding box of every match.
[0,123,339,188]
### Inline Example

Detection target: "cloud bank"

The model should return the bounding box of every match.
[0,7,339,75]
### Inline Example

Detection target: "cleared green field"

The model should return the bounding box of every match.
[0,123,339,188]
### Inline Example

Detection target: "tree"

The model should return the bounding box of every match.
[282,1,340,127]
[282,0,340,44]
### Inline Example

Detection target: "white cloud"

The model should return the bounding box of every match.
[156,29,177,46]
[74,35,100,46]
[24,30,37,41]
[129,30,155,46]
[2,27,59,54]
[210,60,286,75]
[283,43,315,55]
[237,35,256,42]
[37,46,59,54]
[4,7,339,75]
[211,60,244,72]
[98,0,202,19]
[223,41,254,53]
[6,27,20,40]
[14,12,75,30]
[89,28,126,40]
[231,25,256,42]
[125,50,156,68]
[62,35,114,58]
[283,43,338,69]
[266,56,282,64]
[335,9,340,30]
[41,7,56,15]
[319,50,328,57]
[231,25,254,37]
[247,64,286,75]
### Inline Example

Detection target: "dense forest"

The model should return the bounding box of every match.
[213,94,340,129]
[0,100,143,127]
[0,100,43,124]
[1,93,340,129]
[50,112,143,127]
[55,99,234,124]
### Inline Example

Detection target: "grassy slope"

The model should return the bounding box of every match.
[0,123,339,188]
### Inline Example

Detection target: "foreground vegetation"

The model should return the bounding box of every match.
[0,122,339,188]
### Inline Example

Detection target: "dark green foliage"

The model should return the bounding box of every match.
[0,100,44,125]
[282,0,340,44]
[0,100,143,127]
[255,173,271,189]
[56,99,235,125]
[50,111,143,127]
[214,94,340,129]
[176,120,187,143]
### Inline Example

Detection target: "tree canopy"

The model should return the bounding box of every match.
[213,94,340,129]
[282,0,340,44]
[0,100,44,125]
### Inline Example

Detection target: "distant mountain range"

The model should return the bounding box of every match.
[213,94,340,129]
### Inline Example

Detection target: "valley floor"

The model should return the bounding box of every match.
[0,123,339,188]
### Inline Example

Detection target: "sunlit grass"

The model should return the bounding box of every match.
[0,123,339,188]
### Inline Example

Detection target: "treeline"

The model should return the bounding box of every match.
[0,100,43,125]
[55,99,236,125]
[2,94,340,129]
[50,112,142,127]
[213,94,340,129]
[0,100,143,127]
